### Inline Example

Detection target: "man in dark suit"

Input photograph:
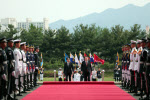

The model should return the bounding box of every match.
[64,58,74,81]
[81,56,92,81]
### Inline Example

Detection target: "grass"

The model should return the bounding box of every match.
[39,77,115,82]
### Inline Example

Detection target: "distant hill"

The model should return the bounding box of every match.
[49,3,150,32]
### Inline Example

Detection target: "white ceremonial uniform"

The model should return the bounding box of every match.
[21,50,27,86]
[58,71,63,78]
[92,70,97,79]
[21,50,27,74]
[74,73,81,81]
[14,48,23,89]
[135,47,142,73]
[129,47,137,80]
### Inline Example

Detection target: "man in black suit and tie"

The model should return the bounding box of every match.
[64,58,74,81]
[81,56,92,81]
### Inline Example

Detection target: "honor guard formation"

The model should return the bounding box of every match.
[0,37,40,100]
[121,38,150,100]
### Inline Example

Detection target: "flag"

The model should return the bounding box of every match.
[79,52,84,64]
[84,52,87,57]
[116,52,119,65]
[64,53,69,62]
[89,53,94,63]
[94,54,105,65]
[75,53,79,64]
[41,53,43,68]
[70,53,75,63]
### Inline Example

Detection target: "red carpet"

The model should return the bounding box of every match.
[22,82,136,100]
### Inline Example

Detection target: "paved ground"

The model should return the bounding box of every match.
[117,85,141,100]
[16,85,41,100]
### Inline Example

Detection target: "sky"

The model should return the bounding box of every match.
[0,0,150,23]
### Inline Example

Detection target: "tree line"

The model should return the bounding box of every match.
[0,24,148,65]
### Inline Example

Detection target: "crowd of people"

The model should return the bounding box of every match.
[121,38,150,100]
[58,57,103,82]
[0,37,40,100]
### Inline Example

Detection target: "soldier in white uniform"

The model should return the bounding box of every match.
[134,39,142,95]
[58,68,63,81]
[129,40,137,92]
[13,39,23,93]
[74,68,81,81]
[92,67,97,81]
[20,42,27,90]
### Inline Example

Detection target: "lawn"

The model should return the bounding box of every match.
[39,77,115,82]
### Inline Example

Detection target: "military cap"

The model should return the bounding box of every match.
[14,39,21,43]
[147,38,150,43]
[131,40,136,44]
[7,38,13,42]
[137,39,142,44]
[20,42,26,46]
[29,45,32,48]
[141,38,147,42]
[126,44,131,47]
[32,45,34,48]
[35,46,39,50]
[0,37,7,43]
[26,43,29,48]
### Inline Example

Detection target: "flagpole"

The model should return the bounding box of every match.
[93,53,95,68]
[75,52,76,70]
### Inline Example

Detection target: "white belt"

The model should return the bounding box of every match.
[146,63,150,66]
[123,61,126,63]
[140,62,144,64]
[3,61,7,64]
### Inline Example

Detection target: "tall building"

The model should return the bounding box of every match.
[17,18,49,31]
[0,18,17,28]
[0,18,49,31]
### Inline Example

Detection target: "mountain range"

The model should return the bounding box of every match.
[49,3,150,32]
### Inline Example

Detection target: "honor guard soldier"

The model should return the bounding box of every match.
[26,44,31,88]
[58,68,63,81]
[121,45,125,88]
[13,39,23,93]
[34,46,40,86]
[144,38,150,100]
[0,37,8,99]
[134,39,142,96]
[129,40,137,93]
[5,38,16,99]
[29,45,34,87]
[124,45,127,87]
[122,45,126,87]
[20,42,27,90]
[31,45,35,86]
[139,38,147,99]
[126,44,130,89]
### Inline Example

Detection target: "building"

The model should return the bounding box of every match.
[0,18,17,28]
[0,18,49,31]
[17,18,49,31]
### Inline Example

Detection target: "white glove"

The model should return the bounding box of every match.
[12,71,16,77]
[2,74,7,80]
[36,67,38,70]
